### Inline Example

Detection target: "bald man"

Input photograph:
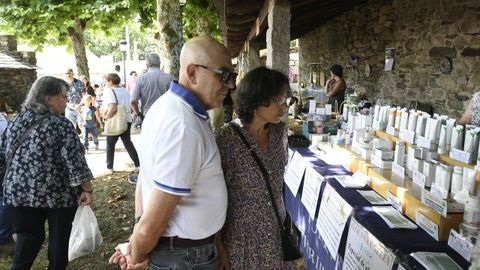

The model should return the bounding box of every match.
[109,36,236,270]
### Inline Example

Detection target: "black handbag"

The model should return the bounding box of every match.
[230,123,302,261]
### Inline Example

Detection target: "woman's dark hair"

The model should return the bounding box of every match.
[330,64,343,77]
[22,76,69,112]
[104,73,121,85]
[236,66,290,124]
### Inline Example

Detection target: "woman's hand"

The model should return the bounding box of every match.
[79,191,92,205]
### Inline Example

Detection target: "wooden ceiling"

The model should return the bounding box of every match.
[214,0,367,57]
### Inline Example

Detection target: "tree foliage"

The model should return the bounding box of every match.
[182,0,220,40]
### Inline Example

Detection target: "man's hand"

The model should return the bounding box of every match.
[109,242,149,270]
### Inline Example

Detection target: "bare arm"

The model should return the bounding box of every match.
[104,103,117,120]
[94,109,103,129]
[326,79,346,97]
[134,175,143,219]
[131,100,141,116]
[130,189,182,263]
[458,98,472,125]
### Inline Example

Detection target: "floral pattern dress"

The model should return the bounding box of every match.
[471,91,480,127]
[215,119,296,269]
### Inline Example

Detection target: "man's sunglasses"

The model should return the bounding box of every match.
[195,64,238,85]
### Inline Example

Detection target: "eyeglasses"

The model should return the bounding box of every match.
[271,96,294,106]
[195,64,238,85]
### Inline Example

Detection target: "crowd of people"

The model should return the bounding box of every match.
[0,35,306,270]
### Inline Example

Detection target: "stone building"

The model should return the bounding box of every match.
[215,0,480,118]
[0,35,37,112]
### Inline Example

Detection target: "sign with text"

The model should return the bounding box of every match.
[284,151,307,196]
[431,184,449,200]
[399,129,415,144]
[316,183,353,259]
[421,189,448,217]
[417,136,434,150]
[392,163,405,179]
[386,125,398,136]
[412,170,426,188]
[301,166,324,218]
[343,218,396,270]
[450,149,471,164]
[448,229,474,262]
[387,192,402,213]
[416,210,439,241]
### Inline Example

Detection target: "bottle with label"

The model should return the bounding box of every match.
[464,196,480,229]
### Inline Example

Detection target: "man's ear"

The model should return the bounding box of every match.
[186,64,197,85]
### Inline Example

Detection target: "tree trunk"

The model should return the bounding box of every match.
[67,18,90,78]
[157,0,183,79]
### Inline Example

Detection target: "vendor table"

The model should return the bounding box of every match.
[284,147,471,270]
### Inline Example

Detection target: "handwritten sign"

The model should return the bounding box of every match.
[450,149,471,164]
[343,219,396,270]
[416,210,439,241]
[316,183,353,259]
[301,166,324,218]
[399,129,415,144]
[284,151,307,196]
[448,229,474,262]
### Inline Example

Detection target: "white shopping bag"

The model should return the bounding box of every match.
[68,205,103,261]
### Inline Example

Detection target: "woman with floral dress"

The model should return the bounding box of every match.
[1,76,94,269]
[215,66,297,269]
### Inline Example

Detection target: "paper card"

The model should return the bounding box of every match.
[416,210,439,241]
[288,148,294,162]
[343,219,396,270]
[411,252,462,270]
[448,229,474,262]
[421,189,448,217]
[399,129,415,144]
[334,175,367,188]
[387,192,402,213]
[412,170,426,188]
[316,183,353,259]
[450,149,471,164]
[309,100,316,114]
[392,163,405,179]
[417,136,434,150]
[386,125,397,136]
[372,206,417,229]
[284,151,307,196]
[301,166,324,218]
[357,190,389,205]
[431,184,449,200]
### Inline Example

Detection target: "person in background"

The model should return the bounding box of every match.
[64,68,86,133]
[126,71,138,93]
[80,94,102,152]
[1,76,94,269]
[215,67,297,269]
[108,36,235,270]
[102,73,140,174]
[79,75,97,105]
[458,90,480,126]
[0,98,14,257]
[130,53,175,120]
[325,64,346,113]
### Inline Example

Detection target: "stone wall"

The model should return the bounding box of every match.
[298,0,480,118]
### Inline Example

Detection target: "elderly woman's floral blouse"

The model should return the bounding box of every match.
[1,110,93,208]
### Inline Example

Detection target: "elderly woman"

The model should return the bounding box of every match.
[215,67,297,269]
[458,90,480,126]
[0,76,94,269]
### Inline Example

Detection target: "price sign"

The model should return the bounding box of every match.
[417,136,433,149]
[450,149,471,164]
[392,163,405,179]
[386,125,397,136]
[399,129,415,144]
[412,170,426,188]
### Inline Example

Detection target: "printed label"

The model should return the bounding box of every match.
[416,211,439,241]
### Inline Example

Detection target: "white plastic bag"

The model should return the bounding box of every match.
[68,205,103,261]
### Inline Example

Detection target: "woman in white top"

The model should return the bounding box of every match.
[102,73,140,173]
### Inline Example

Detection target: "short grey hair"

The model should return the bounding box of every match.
[146,53,161,68]
[22,76,69,112]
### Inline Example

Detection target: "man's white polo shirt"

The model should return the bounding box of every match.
[139,81,227,240]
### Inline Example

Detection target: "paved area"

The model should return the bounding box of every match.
[84,128,141,177]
